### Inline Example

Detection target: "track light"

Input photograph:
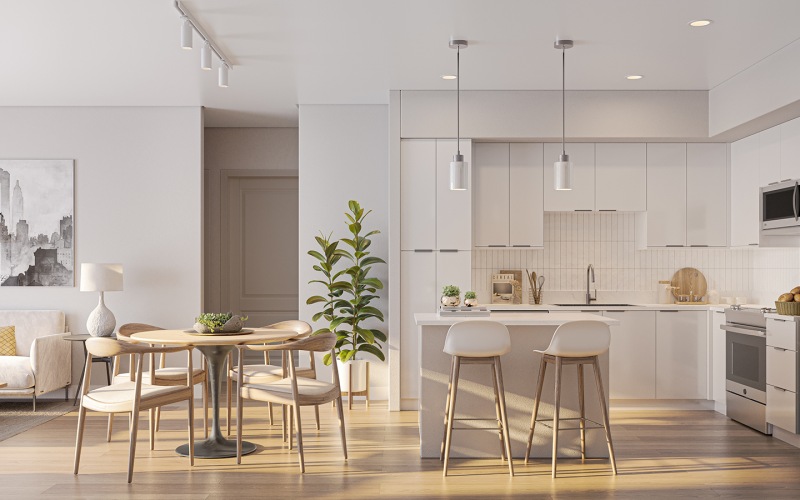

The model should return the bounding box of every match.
[219,64,229,87]
[180,16,192,50]
[201,41,212,70]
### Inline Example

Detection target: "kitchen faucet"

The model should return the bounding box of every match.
[586,264,597,305]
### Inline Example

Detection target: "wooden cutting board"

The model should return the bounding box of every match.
[670,267,707,301]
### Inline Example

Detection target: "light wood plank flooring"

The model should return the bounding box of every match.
[2,401,800,499]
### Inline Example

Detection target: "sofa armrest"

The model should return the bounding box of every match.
[30,332,72,395]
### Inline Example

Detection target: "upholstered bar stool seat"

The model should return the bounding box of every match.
[524,320,618,478]
[441,320,514,477]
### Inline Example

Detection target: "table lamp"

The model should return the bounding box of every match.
[80,263,123,337]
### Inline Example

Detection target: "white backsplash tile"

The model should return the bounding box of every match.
[472,212,800,305]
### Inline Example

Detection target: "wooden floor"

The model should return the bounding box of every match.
[2,400,800,499]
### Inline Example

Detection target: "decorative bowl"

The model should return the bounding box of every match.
[193,314,245,333]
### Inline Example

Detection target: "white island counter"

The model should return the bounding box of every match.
[415,311,618,459]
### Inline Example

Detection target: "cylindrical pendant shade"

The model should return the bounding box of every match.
[219,64,229,87]
[554,154,572,191]
[201,41,212,70]
[450,155,468,191]
[181,17,193,50]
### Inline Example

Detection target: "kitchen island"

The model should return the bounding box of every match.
[415,312,618,459]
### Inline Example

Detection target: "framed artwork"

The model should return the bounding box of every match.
[0,160,74,286]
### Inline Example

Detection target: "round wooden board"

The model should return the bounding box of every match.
[670,267,707,300]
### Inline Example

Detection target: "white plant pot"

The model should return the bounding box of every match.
[337,359,368,393]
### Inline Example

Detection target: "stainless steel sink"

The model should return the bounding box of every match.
[552,303,639,307]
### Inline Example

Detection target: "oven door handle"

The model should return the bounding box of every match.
[720,324,766,337]
[794,181,798,221]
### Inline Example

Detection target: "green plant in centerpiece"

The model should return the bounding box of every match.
[195,312,248,333]
[307,201,387,366]
[464,291,476,300]
[442,285,460,297]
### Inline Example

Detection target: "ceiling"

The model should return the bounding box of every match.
[3,0,800,127]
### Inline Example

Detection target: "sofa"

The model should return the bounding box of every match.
[0,310,71,410]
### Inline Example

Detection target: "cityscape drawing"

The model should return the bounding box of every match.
[0,160,74,286]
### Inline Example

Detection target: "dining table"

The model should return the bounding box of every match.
[129,327,299,459]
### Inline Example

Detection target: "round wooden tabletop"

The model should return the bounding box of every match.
[129,328,298,346]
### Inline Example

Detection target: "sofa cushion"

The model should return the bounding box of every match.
[0,356,35,389]
[0,326,15,356]
[0,311,65,357]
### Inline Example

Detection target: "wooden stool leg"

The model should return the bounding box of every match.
[490,361,506,462]
[442,356,461,477]
[494,356,514,477]
[552,356,563,478]
[591,357,618,475]
[578,363,586,461]
[440,356,455,461]
[525,357,548,464]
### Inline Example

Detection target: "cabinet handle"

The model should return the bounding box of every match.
[439,249,458,253]
[413,249,434,253]
[574,209,592,212]
[606,310,626,313]
[768,182,780,185]
[487,245,506,248]
[666,245,684,247]
[773,386,788,392]
[659,310,679,313]
[599,209,617,212]
[748,243,759,246]
[773,346,789,351]
[782,179,793,182]
[690,245,708,247]
[512,244,531,247]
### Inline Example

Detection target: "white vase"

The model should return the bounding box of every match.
[87,292,116,337]
[337,359,368,393]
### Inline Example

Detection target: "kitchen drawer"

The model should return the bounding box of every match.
[767,384,797,433]
[767,318,798,351]
[767,346,797,392]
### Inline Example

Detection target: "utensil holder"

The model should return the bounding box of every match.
[529,289,542,305]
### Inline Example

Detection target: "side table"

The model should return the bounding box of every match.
[63,334,114,405]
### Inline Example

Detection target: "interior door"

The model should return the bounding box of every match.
[225,175,299,328]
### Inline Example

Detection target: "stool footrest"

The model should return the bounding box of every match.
[452,418,502,430]
[535,417,604,431]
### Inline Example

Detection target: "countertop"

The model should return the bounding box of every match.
[487,303,716,312]
[414,311,618,326]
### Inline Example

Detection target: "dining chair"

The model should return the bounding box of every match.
[107,323,209,440]
[226,320,320,436]
[236,331,347,473]
[73,337,195,483]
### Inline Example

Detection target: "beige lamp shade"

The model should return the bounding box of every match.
[80,263,124,292]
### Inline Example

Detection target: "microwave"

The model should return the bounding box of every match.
[761,180,800,231]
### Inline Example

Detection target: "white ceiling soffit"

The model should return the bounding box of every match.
[2,0,799,127]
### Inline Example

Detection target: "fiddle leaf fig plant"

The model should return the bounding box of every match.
[307,200,387,366]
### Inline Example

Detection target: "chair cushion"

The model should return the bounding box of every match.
[0,311,65,357]
[231,364,313,383]
[242,377,338,404]
[0,326,16,356]
[82,381,188,412]
[0,356,35,389]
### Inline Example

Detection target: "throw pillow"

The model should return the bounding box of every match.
[0,325,15,356]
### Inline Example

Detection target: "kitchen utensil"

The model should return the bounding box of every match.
[670,267,707,302]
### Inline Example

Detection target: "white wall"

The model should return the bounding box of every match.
[204,128,298,312]
[0,106,203,397]
[298,105,389,401]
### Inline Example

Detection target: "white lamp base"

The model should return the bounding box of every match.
[87,292,116,337]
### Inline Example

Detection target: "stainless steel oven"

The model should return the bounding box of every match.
[722,306,772,434]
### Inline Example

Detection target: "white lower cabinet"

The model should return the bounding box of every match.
[711,310,727,412]
[767,385,798,434]
[604,311,656,399]
[655,311,708,399]
[399,249,471,407]
[766,317,798,433]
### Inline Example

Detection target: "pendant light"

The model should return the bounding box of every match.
[554,39,574,191]
[449,38,468,191]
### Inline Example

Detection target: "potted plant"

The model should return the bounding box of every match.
[464,291,478,307]
[441,285,461,307]
[307,201,386,395]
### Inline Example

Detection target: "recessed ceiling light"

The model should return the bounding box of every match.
[441,75,457,80]
[626,75,643,80]
[689,19,713,27]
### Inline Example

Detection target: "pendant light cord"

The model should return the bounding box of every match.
[561,46,566,156]
[457,45,461,156]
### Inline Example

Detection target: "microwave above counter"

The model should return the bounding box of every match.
[761,180,800,234]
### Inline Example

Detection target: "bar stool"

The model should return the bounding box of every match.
[524,320,617,478]
[441,320,514,477]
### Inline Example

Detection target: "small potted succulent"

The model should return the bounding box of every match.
[464,291,478,307]
[441,285,461,307]
[193,312,248,334]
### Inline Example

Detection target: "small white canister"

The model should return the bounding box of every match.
[658,280,675,304]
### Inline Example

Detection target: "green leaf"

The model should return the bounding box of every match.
[359,256,385,267]
[322,352,332,366]
[312,311,324,322]
[362,278,384,289]
[355,328,375,344]
[357,343,385,362]
[312,327,331,335]
[306,295,327,305]
[330,317,348,329]
[307,250,326,262]
[371,329,387,342]
[348,222,362,235]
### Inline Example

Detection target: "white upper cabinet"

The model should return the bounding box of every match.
[436,139,472,250]
[646,144,686,247]
[730,134,760,247]
[509,143,544,247]
[543,143,595,211]
[781,117,800,181]
[595,143,647,211]
[400,140,436,250]
[686,143,727,247]
[759,126,782,186]
[473,143,510,247]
